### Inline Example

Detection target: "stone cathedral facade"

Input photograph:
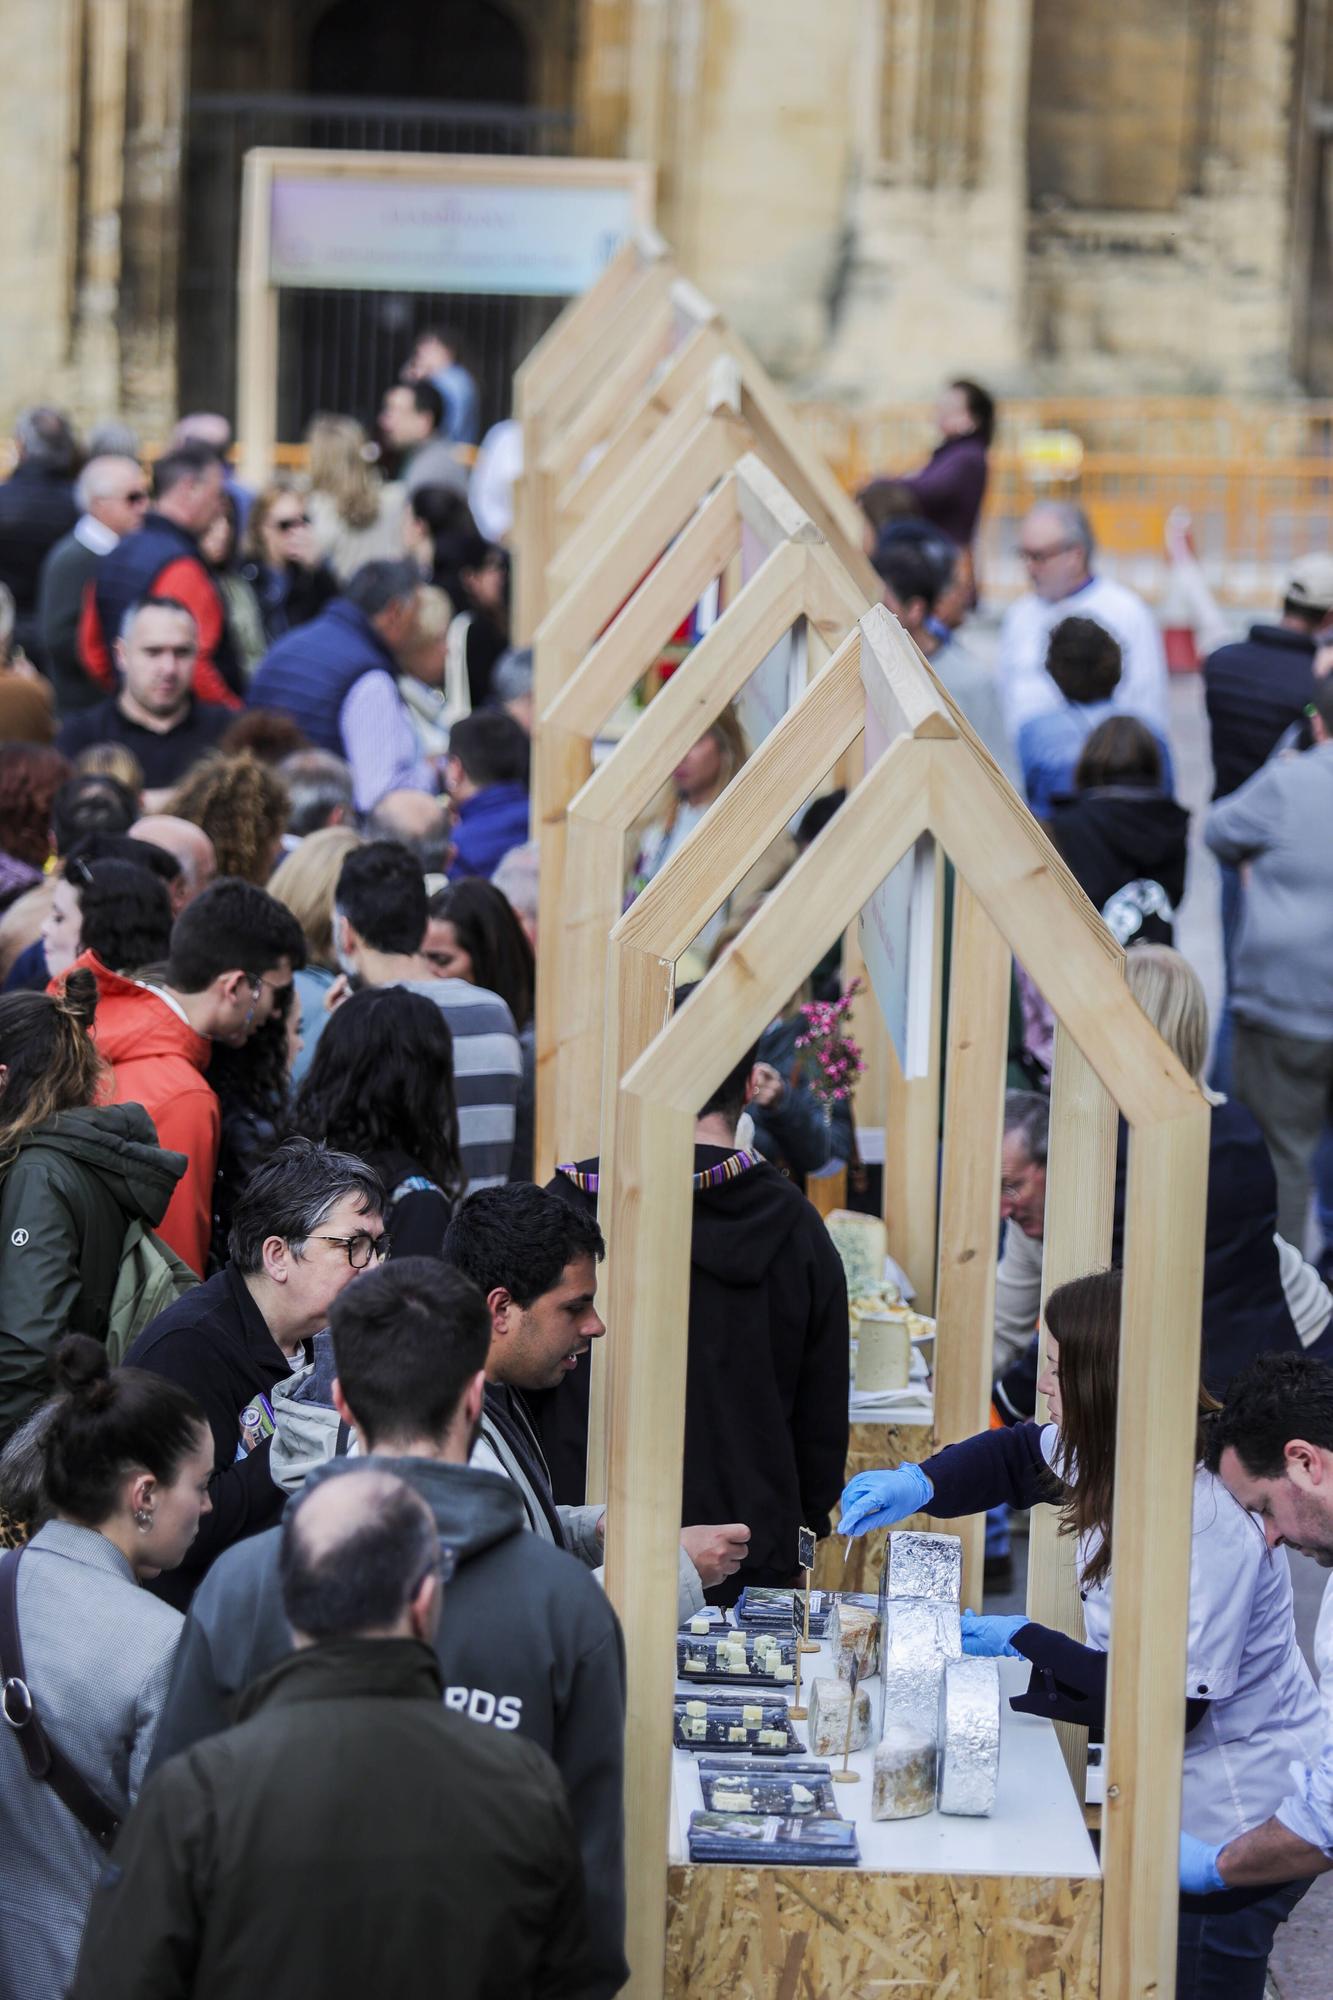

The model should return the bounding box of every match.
[2,0,1328,436]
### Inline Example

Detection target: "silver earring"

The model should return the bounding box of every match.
[134,1508,153,1531]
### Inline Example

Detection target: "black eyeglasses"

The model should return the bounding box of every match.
[311,1233,387,1269]
[126,490,150,505]
[275,514,311,530]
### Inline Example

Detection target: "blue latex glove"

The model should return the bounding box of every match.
[960,1610,1027,1658]
[837,1463,934,1537]
[1179,1831,1226,1895]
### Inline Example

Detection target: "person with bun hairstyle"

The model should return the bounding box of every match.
[0,1334,211,1998]
[0,973,186,1444]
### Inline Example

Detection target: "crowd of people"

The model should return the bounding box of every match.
[0,355,1330,2000]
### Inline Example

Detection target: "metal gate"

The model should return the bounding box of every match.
[179,92,577,443]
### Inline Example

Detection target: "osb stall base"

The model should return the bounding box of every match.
[811,1420,933,1594]
[665,1866,1101,1999]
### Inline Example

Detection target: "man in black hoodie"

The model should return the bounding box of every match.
[149,1257,629,2000]
[540,1036,850,1603]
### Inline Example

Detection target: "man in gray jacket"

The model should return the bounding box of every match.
[150,1258,629,1999]
[1206,673,1333,1248]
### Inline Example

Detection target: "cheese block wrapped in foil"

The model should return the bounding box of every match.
[937,1656,1001,1815]
[885,1530,963,1606]
[871,1723,937,1820]
[831,1600,881,1681]
[807,1676,874,1756]
[879,1596,962,1736]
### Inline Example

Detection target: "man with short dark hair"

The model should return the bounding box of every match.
[380,377,470,495]
[73,1463,594,2000]
[249,558,435,811]
[151,1256,628,1996]
[81,440,240,708]
[1015,615,1176,817]
[72,877,304,1273]
[56,597,233,797]
[445,1180,768,1606]
[334,841,520,1189]
[125,1139,384,1607]
[405,327,481,446]
[0,407,80,662]
[38,454,149,712]
[444,710,531,878]
[1178,1353,1333,1897]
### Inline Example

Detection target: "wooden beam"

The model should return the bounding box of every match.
[514,224,666,419]
[548,362,740,605]
[553,537,817,1163]
[933,878,1010,1612]
[601,1087,697,2000]
[558,318,730,529]
[539,286,677,499]
[1029,1027,1116,1798]
[879,845,945,1309]
[1101,1109,1209,2000]
[531,465,743,1179]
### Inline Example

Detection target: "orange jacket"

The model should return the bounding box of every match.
[58,950,218,1276]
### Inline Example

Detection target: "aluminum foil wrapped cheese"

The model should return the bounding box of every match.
[880,1596,962,1736]
[937,1656,1001,1816]
[885,1530,963,1606]
[872,1723,938,1820]
[807,1675,874,1756]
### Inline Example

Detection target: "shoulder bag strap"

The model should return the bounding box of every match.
[0,1547,122,1850]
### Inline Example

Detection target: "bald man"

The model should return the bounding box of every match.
[73,1463,594,2000]
[998,501,1170,740]
[131,814,217,914]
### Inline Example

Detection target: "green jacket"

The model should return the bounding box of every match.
[72,1637,595,2000]
[0,1104,185,1442]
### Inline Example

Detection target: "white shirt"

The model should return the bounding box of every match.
[1039,1425,1321,1843]
[998,574,1170,739]
[1277,1572,1333,1854]
[73,513,119,557]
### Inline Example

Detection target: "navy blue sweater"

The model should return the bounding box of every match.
[1204,623,1316,799]
[920,1424,1208,1734]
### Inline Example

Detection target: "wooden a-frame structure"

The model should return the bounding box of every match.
[552,454,871,1169]
[599,603,1211,2000]
[531,358,879,1173]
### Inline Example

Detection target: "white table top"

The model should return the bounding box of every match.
[670,1632,1099,1879]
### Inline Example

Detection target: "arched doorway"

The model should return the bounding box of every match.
[309,0,528,104]
[179,0,577,435]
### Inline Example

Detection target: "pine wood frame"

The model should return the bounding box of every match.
[530,360,880,1175]
[551,455,870,1169]
[600,604,1211,2000]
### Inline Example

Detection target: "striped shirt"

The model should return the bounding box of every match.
[403,977,520,1191]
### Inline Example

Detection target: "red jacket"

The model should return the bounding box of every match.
[60,950,218,1275]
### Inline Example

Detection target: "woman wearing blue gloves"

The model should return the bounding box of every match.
[839,1267,1321,2000]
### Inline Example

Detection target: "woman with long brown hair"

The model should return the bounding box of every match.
[0,971,185,1444]
[840,1265,1321,2000]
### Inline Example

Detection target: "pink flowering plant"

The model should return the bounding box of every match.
[794,979,866,1108]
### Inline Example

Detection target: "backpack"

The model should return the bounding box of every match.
[104,1218,199,1364]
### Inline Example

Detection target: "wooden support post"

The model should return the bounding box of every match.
[1028,1028,1116,1798]
[933,879,1010,1615]
[560,318,728,532]
[602,1089,697,2000]
[1101,1111,1209,2000]
[879,843,944,1309]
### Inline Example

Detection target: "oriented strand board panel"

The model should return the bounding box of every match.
[664,1866,1101,1999]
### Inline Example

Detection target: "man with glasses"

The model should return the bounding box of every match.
[998,500,1170,745]
[125,1140,386,1610]
[37,454,149,714]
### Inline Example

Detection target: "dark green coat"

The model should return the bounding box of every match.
[72,1638,595,2000]
[0,1104,184,1442]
